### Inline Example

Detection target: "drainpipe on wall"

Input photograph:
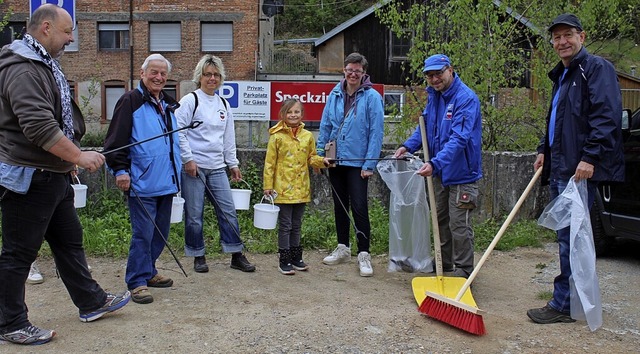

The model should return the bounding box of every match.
[129,0,134,90]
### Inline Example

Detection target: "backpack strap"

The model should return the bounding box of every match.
[191,92,199,116]
[191,91,229,115]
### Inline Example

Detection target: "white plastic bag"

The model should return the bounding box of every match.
[377,155,433,273]
[537,177,602,331]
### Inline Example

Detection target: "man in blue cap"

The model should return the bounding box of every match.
[527,13,624,325]
[394,54,482,277]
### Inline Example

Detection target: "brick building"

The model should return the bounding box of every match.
[1,0,263,130]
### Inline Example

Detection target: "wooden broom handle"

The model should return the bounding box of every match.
[454,167,543,301]
[419,116,443,277]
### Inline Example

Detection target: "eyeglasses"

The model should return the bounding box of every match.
[344,68,364,75]
[550,30,581,44]
[202,72,222,79]
[424,67,449,80]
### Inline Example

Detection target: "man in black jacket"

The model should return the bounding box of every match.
[527,13,624,324]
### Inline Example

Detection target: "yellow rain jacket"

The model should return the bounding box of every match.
[263,120,326,203]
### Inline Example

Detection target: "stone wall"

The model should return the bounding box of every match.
[78,150,548,222]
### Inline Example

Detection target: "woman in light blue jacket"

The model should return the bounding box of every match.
[316,52,384,277]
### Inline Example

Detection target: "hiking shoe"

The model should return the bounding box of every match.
[147,274,173,288]
[527,304,576,324]
[131,286,153,304]
[194,256,209,273]
[231,253,256,272]
[0,325,55,345]
[79,291,131,322]
[27,262,44,284]
[357,252,373,277]
[452,268,471,279]
[322,244,351,265]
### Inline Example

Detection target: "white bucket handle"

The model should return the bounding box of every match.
[73,175,81,185]
[260,195,275,206]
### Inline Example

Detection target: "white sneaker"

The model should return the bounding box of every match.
[322,244,351,265]
[357,252,373,277]
[27,262,44,284]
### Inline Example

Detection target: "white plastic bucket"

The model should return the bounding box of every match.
[71,176,87,208]
[231,179,252,210]
[71,184,88,208]
[253,196,280,230]
[171,196,185,223]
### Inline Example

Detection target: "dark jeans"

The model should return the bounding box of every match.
[276,203,306,249]
[0,170,105,333]
[126,192,173,290]
[329,166,370,253]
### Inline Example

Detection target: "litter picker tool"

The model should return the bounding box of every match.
[419,167,543,335]
[410,115,476,320]
[130,187,188,277]
[328,156,413,163]
[102,121,203,155]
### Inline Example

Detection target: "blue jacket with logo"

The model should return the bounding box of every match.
[536,47,624,185]
[402,74,483,186]
[104,82,181,197]
[316,75,384,171]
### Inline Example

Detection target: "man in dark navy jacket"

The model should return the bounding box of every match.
[527,13,624,324]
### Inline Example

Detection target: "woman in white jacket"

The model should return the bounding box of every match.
[175,55,255,274]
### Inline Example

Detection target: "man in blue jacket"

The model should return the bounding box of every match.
[527,14,624,324]
[394,54,482,278]
[317,52,384,277]
[104,54,182,305]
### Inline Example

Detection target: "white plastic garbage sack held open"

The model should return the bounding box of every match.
[377,155,433,273]
[538,177,602,331]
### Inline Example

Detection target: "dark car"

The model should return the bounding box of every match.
[591,108,640,255]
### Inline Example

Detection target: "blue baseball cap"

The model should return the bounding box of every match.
[423,54,451,72]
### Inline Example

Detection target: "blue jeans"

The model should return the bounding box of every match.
[329,166,370,253]
[181,168,244,256]
[0,171,105,333]
[126,192,172,290]
[548,178,597,313]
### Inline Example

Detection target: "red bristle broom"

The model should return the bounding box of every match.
[419,167,543,335]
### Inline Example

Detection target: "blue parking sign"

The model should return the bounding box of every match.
[30,0,75,27]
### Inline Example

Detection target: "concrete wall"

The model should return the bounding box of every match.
[78,150,548,222]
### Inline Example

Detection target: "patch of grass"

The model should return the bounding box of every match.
[536,290,553,301]
[474,217,556,252]
[2,188,556,259]
[535,263,547,270]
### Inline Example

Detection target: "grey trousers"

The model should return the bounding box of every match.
[433,177,478,274]
[276,203,306,249]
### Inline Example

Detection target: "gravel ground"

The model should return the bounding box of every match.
[4,240,640,353]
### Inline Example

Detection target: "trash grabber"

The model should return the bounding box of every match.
[320,168,366,240]
[196,169,244,242]
[129,187,188,277]
[103,121,203,156]
[328,156,413,163]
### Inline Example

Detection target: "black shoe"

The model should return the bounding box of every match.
[527,304,576,324]
[279,249,295,275]
[194,256,209,273]
[231,253,256,272]
[290,246,309,271]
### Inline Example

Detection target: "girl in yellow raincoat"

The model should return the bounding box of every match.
[263,99,329,275]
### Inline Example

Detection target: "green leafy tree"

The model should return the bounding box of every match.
[377,0,635,151]
[275,0,378,38]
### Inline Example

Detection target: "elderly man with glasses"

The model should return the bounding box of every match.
[394,54,483,279]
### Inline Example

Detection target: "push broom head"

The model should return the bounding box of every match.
[419,291,486,336]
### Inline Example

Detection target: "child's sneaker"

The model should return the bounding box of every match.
[0,325,55,345]
[79,290,131,322]
[322,244,351,265]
